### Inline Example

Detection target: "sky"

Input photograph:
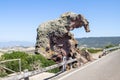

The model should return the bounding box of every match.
[0,0,120,42]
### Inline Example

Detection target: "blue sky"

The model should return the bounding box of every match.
[0,0,120,42]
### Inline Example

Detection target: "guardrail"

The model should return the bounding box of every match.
[99,45,120,58]
[2,57,77,80]
[104,46,120,52]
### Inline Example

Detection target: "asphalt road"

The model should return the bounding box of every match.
[58,49,120,80]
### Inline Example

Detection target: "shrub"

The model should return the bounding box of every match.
[0,51,59,75]
[87,48,102,53]
[1,51,32,73]
[105,44,114,48]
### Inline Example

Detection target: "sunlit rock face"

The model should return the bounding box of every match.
[35,12,92,63]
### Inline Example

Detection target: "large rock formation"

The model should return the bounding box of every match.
[35,12,93,63]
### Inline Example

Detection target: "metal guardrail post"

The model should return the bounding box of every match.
[62,56,67,71]
[69,57,73,69]
[24,69,29,80]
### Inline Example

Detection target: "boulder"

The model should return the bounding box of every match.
[35,12,92,63]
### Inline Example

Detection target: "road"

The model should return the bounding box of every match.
[58,49,120,80]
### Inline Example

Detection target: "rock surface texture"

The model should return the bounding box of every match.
[35,12,93,63]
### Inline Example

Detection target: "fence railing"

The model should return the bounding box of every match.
[0,59,21,73]
[2,57,77,80]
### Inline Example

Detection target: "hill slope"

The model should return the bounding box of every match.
[0,37,120,48]
[76,37,120,48]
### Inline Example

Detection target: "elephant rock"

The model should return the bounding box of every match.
[35,12,92,63]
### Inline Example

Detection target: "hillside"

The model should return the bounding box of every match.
[0,37,120,48]
[76,37,120,48]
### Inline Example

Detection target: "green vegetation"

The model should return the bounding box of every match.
[0,51,59,77]
[87,48,102,53]
[104,44,119,51]
[0,71,7,77]
[105,44,115,48]
[81,48,102,54]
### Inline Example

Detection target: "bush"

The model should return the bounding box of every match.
[105,44,114,48]
[87,48,102,53]
[1,51,32,73]
[0,51,59,75]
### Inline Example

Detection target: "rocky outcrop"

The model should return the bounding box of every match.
[35,12,93,63]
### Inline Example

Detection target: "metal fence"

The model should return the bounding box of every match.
[104,46,120,52]
[99,45,120,58]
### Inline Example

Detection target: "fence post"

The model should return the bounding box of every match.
[62,56,66,71]
[69,57,73,69]
[24,69,29,80]
[19,59,21,73]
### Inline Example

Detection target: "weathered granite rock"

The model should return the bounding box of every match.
[35,12,92,63]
